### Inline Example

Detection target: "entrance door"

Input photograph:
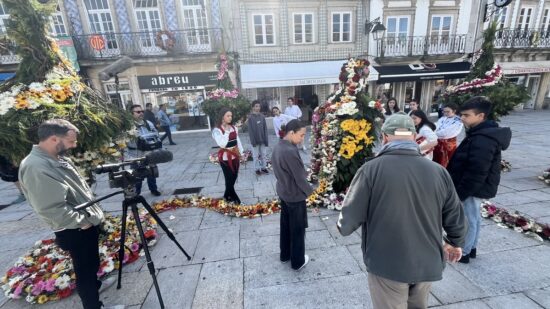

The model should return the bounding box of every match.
[525,76,540,109]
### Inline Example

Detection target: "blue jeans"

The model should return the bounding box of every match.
[462,196,482,255]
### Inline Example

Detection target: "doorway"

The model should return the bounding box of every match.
[525,76,540,109]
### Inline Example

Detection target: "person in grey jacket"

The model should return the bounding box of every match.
[271,119,313,271]
[337,113,467,309]
[247,100,269,175]
[19,119,122,309]
[158,104,176,145]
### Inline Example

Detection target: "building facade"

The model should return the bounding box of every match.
[490,0,550,109]
[367,0,479,113]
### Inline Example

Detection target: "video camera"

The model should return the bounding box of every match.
[95,149,173,189]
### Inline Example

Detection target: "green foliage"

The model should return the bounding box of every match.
[202,95,251,127]
[467,22,497,81]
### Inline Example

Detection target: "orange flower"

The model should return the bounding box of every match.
[15,95,29,109]
[53,91,67,102]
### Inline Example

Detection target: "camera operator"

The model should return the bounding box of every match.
[18,119,123,309]
[127,104,162,196]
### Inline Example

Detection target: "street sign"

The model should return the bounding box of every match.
[89,35,105,51]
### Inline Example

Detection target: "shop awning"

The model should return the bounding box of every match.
[0,72,15,82]
[499,61,550,75]
[374,62,471,83]
[240,61,379,89]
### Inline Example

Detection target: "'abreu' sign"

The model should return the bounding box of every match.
[137,72,217,90]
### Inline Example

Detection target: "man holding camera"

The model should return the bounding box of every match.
[128,104,162,196]
[19,119,123,309]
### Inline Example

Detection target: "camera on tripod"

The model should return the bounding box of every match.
[94,149,173,189]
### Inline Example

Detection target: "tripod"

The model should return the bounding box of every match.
[76,186,191,309]
[117,187,191,308]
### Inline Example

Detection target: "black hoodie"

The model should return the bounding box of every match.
[447,120,512,200]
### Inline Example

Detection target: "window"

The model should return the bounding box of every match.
[430,15,452,37]
[49,4,68,36]
[253,14,275,46]
[293,13,313,44]
[517,7,533,31]
[0,1,8,36]
[134,0,162,48]
[492,6,507,30]
[541,9,550,35]
[386,16,409,40]
[84,0,118,49]
[182,0,210,51]
[331,12,351,42]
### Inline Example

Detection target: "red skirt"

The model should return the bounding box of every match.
[433,137,457,168]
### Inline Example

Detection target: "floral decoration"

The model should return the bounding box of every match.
[309,58,383,208]
[446,63,503,93]
[481,201,550,242]
[153,196,280,218]
[500,159,512,173]
[1,213,157,304]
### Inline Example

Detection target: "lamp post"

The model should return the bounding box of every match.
[365,17,386,57]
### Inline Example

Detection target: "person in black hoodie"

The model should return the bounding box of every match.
[447,96,512,264]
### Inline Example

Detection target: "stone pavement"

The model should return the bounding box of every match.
[0,110,549,308]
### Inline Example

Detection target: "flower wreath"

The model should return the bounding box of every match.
[155,30,176,51]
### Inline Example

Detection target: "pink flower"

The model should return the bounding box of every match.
[13,283,23,298]
[130,243,140,252]
[44,278,56,292]
[31,281,45,296]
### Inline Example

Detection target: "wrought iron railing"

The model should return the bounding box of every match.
[72,28,223,60]
[494,29,550,48]
[378,34,467,57]
[0,38,19,64]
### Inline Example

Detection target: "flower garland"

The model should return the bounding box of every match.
[538,167,550,185]
[481,201,550,242]
[153,196,280,218]
[446,63,503,94]
[207,53,239,100]
[207,88,239,100]
[1,213,158,305]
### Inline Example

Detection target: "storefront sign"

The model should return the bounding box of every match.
[138,72,217,91]
[55,36,80,72]
[505,68,550,75]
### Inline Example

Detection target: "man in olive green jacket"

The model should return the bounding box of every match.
[19,119,121,309]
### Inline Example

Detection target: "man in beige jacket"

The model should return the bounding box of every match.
[19,119,122,309]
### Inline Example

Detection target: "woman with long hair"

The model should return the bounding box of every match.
[212,108,244,204]
[433,103,463,167]
[271,119,313,271]
[385,98,400,116]
[410,110,438,160]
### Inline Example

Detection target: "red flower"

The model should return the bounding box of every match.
[144,229,157,240]
[58,288,72,299]
[543,226,550,238]
[352,74,360,82]
[42,239,55,245]
[515,217,528,228]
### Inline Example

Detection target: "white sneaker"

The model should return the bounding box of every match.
[294,255,309,271]
[99,276,117,294]
[103,305,125,309]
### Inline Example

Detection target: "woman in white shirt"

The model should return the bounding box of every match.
[434,103,463,167]
[284,97,302,119]
[272,106,296,139]
[212,107,244,204]
[410,110,438,160]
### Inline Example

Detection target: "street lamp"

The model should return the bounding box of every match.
[365,18,386,57]
[371,22,387,40]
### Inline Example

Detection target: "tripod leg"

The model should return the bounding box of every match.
[137,196,192,260]
[117,201,129,289]
[130,204,165,309]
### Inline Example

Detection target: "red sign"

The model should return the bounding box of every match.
[89,35,106,51]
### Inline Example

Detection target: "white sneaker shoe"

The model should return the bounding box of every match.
[294,255,309,271]
[99,276,117,294]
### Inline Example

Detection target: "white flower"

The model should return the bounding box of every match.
[28,82,46,93]
[336,102,359,116]
[55,274,71,289]
[50,84,63,91]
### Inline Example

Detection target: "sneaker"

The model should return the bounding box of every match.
[99,276,117,294]
[281,259,289,264]
[255,170,262,175]
[150,190,162,196]
[10,194,26,205]
[294,255,309,271]
[458,255,470,264]
[469,248,477,259]
[261,168,269,174]
[103,305,125,309]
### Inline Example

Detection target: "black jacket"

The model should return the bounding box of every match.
[447,120,512,201]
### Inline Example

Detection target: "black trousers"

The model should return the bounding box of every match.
[54,226,102,309]
[280,200,308,269]
[220,159,241,204]
[160,125,174,144]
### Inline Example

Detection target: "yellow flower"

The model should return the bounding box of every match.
[53,90,67,102]
[37,295,48,304]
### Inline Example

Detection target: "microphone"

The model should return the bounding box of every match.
[144,149,173,165]
[98,56,133,81]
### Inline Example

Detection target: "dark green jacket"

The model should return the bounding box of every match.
[338,145,467,283]
[19,146,104,231]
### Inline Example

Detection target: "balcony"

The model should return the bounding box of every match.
[72,28,222,60]
[494,29,550,49]
[0,38,19,65]
[377,34,467,58]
